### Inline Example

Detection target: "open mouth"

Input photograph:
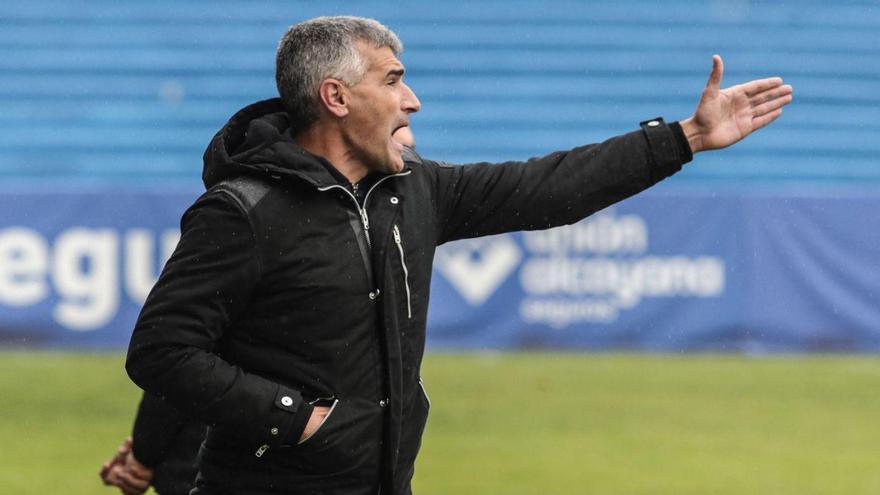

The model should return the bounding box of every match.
[392,122,408,135]
[391,123,409,148]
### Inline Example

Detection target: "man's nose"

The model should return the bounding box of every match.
[401,82,421,114]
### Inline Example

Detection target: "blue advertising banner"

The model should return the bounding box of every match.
[1,185,878,351]
[0,186,194,348]
[429,187,880,352]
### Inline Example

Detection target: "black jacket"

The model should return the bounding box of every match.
[126,98,691,494]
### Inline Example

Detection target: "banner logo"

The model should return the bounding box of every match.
[435,210,726,327]
[434,235,523,306]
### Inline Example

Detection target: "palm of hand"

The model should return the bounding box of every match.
[686,55,792,152]
[694,87,753,150]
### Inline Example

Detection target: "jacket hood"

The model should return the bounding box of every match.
[202,98,342,190]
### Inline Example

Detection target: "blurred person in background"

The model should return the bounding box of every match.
[124,15,791,495]
[99,395,201,495]
[99,126,417,495]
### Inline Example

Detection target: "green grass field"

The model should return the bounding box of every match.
[1,351,878,494]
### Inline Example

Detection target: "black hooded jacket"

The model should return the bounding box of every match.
[126,98,691,494]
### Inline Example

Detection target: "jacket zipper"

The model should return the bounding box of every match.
[318,170,411,251]
[392,224,412,319]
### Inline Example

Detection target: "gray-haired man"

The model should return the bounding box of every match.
[126,16,792,495]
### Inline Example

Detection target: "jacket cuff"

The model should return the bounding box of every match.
[669,121,693,163]
[263,385,314,448]
[639,117,693,181]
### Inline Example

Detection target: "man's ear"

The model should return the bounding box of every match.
[318,79,349,118]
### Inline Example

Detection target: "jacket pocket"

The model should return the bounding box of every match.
[272,396,383,476]
[392,224,412,319]
[296,398,340,445]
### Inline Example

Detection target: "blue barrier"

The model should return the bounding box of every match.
[2,184,878,351]
[2,0,879,183]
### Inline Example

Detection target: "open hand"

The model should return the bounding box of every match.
[681,55,793,153]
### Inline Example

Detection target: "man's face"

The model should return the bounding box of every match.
[343,42,420,174]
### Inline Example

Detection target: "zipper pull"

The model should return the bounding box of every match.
[255,444,269,458]
[392,225,401,244]
[359,208,370,231]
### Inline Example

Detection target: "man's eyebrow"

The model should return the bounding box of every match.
[386,68,405,78]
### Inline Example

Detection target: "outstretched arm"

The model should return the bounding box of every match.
[680,55,793,153]
[429,55,791,243]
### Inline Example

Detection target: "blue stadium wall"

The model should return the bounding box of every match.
[1,1,878,351]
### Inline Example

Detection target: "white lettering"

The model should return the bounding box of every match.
[520,256,726,307]
[124,229,179,304]
[523,212,647,255]
[0,228,49,306]
[162,230,180,266]
[520,298,618,328]
[124,229,155,304]
[52,229,119,331]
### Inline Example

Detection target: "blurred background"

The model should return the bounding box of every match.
[1,1,878,494]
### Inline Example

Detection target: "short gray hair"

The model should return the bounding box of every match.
[276,16,403,136]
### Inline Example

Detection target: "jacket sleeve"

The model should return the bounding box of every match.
[125,191,313,452]
[430,118,692,244]
[130,392,189,468]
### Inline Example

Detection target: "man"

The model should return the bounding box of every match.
[126,16,792,495]
[101,127,418,495]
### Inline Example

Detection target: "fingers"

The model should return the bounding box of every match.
[100,452,125,482]
[127,461,153,481]
[104,452,154,494]
[112,440,131,464]
[704,54,724,95]
[749,84,793,106]
[752,108,783,131]
[125,451,154,480]
[102,464,124,487]
[100,461,114,484]
[742,76,785,97]
[750,82,793,120]
[116,469,151,495]
[751,92,793,118]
